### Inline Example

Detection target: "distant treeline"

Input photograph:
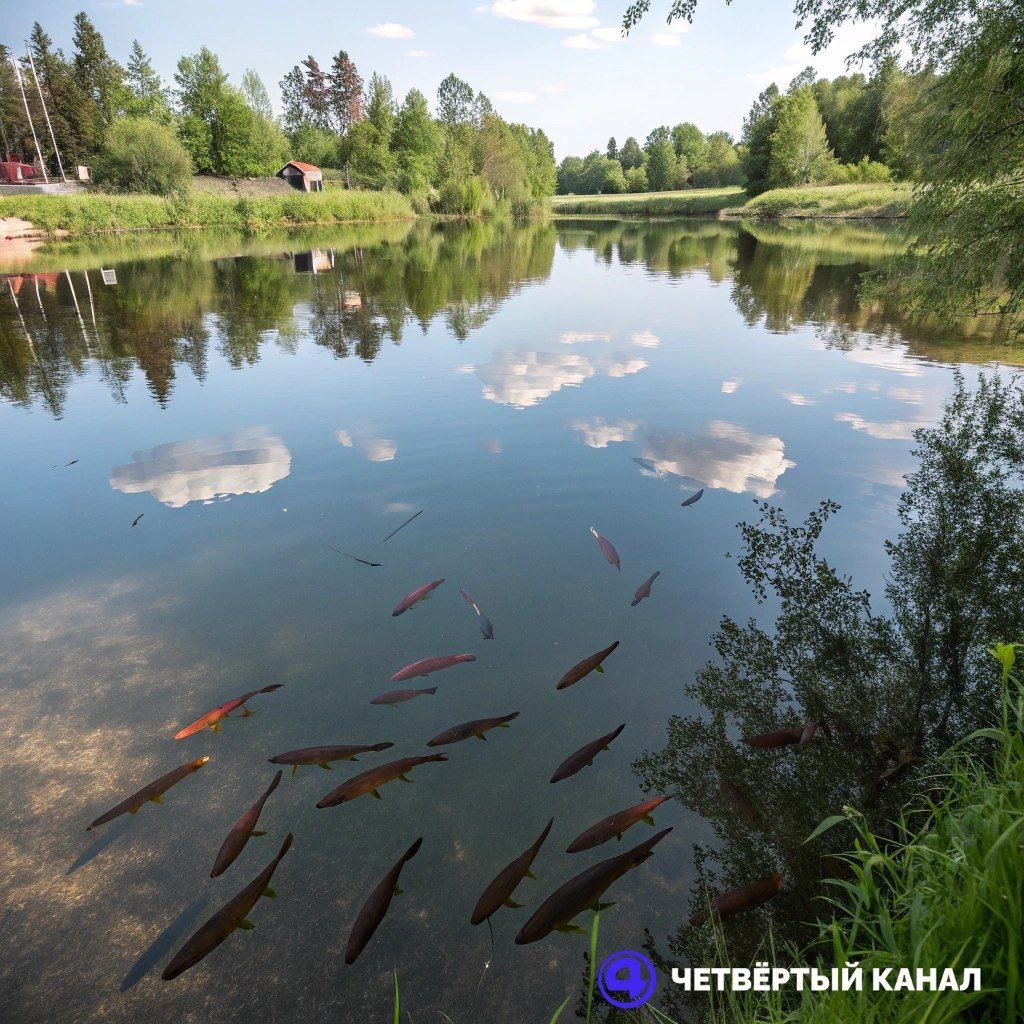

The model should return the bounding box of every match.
[0,13,556,215]
[557,57,929,196]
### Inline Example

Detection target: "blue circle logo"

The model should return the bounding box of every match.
[597,949,657,1009]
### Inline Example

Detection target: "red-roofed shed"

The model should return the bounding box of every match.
[277,161,324,192]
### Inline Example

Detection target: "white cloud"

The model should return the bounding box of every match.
[747,19,882,90]
[631,329,660,349]
[835,412,926,441]
[650,32,682,46]
[889,386,924,405]
[721,379,742,395]
[109,429,291,508]
[606,356,648,378]
[643,421,795,498]
[476,350,596,408]
[540,83,565,94]
[123,0,142,6]
[486,0,598,30]
[406,49,429,58]
[496,90,538,103]
[591,26,623,42]
[367,22,415,39]
[780,391,817,407]
[564,33,607,50]
[336,429,398,462]
[567,417,639,448]
[560,330,612,344]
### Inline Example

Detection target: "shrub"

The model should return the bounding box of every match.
[624,166,649,193]
[826,157,894,185]
[93,116,193,195]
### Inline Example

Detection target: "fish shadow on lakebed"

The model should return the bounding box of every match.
[120,895,212,991]
[66,815,133,875]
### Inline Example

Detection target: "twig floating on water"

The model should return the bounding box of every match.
[327,546,382,567]
[132,514,144,528]
[382,508,423,543]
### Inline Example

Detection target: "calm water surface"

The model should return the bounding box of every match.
[0,219,1015,1022]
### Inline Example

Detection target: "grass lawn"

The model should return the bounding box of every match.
[549,186,744,217]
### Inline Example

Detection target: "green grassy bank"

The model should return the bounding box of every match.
[0,188,415,236]
[701,645,1023,1024]
[549,186,744,217]
[549,182,911,221]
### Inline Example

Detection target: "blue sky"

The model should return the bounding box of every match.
[4,1,878,156]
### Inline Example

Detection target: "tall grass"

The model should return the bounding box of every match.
[549,187,744,217]
[704,645,1024,1024]
[736,182,912,220]
[0,188,415,236]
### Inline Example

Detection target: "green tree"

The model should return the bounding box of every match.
[510,124,557,197]
[477,113,527,201]
[694,130,743,186]
[345,74,397,189]
[619,135,643,170]
[392,88,441,192]
[768,85,835,187]
[290,123,338,167]
[436,73,475,129]
[741,83,781,195]
[557,155,585,193]
[328,50,363,133]
[93,116,192,194]
[645,132,678,191]
[302,56,332,131]
[124,41,170,122]
[624,164,649,191]
[241,69,273,122]
[71,11,125,153]
[26,22,86,167]
[213,86,287,177]
[671,122,707,178]
[174,47,228,172]
[279,66,308,133]
[606,136,618,160]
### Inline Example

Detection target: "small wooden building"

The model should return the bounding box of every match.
[277,161,324,192]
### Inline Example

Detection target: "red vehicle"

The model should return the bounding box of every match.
[0,159,37,184]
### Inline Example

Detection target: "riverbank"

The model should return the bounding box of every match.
[714,649,1022,1024]
[0,188,415,239]
[550,181,912,220]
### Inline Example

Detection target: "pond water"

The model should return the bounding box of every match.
[0,218,1016,1023]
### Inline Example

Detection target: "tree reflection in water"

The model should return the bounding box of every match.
[626,373,1024,1021]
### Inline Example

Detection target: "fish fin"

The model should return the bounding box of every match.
[394,885,404,896]
[347,756,359,762]
[525,870,537,880]
[642,814,656,825]
[371,789,382,800]
[263,887,276,899]
[615,833,622,841]
[129,808,138,814]
[596,901,616,911]
[319,763,333,770]
[151,795,164,805]
[399,774,413,782]
[251,829,268,837]
[596,664,604,674]
[497,722,509,729]
[291,764,298,778]
[211,722,221,732]
[503,897,524,909]
[238,918,256,929]
[241,706,254,717]
[475,733,487,742]
[555,924,586,934]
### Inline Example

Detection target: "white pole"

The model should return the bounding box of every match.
[11,58,48,183]
[26,52,66,183]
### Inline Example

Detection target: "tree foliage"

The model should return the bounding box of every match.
[93,115,192,194]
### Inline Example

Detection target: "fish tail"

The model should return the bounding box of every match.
[266,769,283,795]
[274,833,294,863]
[424,687,438,695]
[402,836,424,863]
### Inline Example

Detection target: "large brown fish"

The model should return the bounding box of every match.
[370,687,437,706]
[162,833,293,980]
[471,818,553,926]
[268,742,394,776]
[718,776,761,827]
[631,571,661,607]
[689,872,784,926]
[392,579,444,616]
[210,771,282,878]
[589,526,620,570]
[427,712,519,747]
[390,654,476,682]
[566,795,671,853]
[345,837,423,965]
[174,685,283,740]
[87,756,210,830]
[556,641,620,690]
[316,754,448,807]
[515,827,671,944]
[742,727,804,749]
[550,724,626,783]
